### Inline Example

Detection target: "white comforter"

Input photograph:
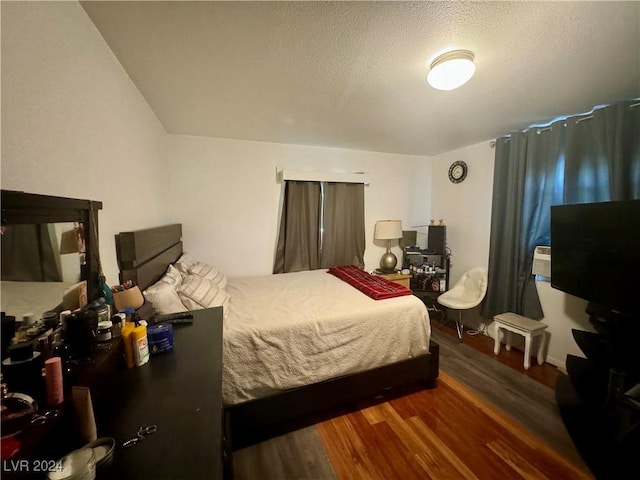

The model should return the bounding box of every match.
[223,269,430,405]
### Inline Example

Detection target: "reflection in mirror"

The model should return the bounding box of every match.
[1,222,84,319]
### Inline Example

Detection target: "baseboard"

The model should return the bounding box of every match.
[545,355,567,374]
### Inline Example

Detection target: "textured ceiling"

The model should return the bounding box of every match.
[81,1,640,156]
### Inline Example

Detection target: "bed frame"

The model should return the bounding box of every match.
[115,224,439,451]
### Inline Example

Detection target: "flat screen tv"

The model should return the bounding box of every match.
[550,199,640,317]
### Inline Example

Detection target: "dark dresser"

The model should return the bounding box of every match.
[94,306,224,479]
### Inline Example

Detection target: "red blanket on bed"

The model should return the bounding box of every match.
[328,265,412,300]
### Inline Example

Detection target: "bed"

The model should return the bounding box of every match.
[115,224,439,448]
[0,280,76,320]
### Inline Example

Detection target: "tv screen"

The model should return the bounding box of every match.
[550,199,640,316]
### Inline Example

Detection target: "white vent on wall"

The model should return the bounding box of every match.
[532,246,551,277]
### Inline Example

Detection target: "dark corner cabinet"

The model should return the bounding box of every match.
[555,303,640,479]
[95,307,225,479]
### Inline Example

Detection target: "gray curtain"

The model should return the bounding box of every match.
[1,224,63,281]
[320,182,365,269]
[273,180,365,273]
[564,101,640,203]
[482,99,640,320]
[273,181,321,273]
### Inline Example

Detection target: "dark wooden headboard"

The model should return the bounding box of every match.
[115,224,183,291]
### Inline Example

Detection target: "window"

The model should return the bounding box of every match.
[273,181,365,273]
[482,99,640,320]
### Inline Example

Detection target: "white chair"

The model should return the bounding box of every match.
[437,267,488,341]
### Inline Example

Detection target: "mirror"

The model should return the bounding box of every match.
[1,190,103,320]
[1,222,85,319]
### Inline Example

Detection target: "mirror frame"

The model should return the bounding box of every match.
[1,190,104,303]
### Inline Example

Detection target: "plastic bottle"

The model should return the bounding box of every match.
[132,324,149,367]
[122,308,135,324]
[88,298,110,325]
[45,356,64,407]
[100,274,114,314]
[111,313,125,338]
[15,313,35,342]
[42,310,59,330]
[121,322,135,369]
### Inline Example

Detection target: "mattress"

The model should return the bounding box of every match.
[223,269,431,405]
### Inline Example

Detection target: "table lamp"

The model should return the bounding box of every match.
[374,220,403,272]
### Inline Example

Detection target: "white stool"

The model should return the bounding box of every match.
[493,312,548,370]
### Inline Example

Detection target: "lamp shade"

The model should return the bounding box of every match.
[374,220,403,240]
[427,49,475,91]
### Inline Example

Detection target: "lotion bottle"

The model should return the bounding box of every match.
[121,322,135,369]
[132,324,149,367]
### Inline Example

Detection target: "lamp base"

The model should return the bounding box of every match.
[380,252,398,273]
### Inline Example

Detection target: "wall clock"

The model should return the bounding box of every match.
[448,160,468,183]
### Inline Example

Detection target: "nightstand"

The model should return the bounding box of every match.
[376,272,412,288]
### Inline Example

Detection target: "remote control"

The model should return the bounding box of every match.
[154,312,194,325]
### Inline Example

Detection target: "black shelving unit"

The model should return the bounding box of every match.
[555,305,640,479]
[407,255,450,320]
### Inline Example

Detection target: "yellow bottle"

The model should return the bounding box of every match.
[121,322,135,369]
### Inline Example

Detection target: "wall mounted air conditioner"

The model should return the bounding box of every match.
[532,246,551,277]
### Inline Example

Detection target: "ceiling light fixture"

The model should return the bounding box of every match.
[427,49,476,91]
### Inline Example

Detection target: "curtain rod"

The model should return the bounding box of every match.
[276,168,369,185]
[493,99,639,145]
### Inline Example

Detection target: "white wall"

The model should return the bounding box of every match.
[429,142,495,280]
[426,141,494,330]
[429,141,592,370]
[1,1,168,286]
[536,281,593,370]
[164,134,432,277]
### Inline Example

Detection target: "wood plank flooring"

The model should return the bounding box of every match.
[316,370,589,480]
[231,424,337,480]
[429,322,585,469]
[233,321,593,479]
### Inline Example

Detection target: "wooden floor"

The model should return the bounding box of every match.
[317,371,588,480]
[434,320,560,389]
[233,320,593,480]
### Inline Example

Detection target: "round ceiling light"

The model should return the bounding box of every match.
[427,49,476,91]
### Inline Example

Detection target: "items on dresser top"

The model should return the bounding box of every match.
[92,307,224,479]
[2,341,45,408]
[152,312,194,325]
[146,323,174,355]
[1,388,60,439]
[371,269,412,288]
[110,281,144,312]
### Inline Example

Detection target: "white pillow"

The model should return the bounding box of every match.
[173,261,190,279]
[161,264,183,288]
[178,274,229,315]
[177,252,198,269]
[189,262,228,289]
[143,281,187,315]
